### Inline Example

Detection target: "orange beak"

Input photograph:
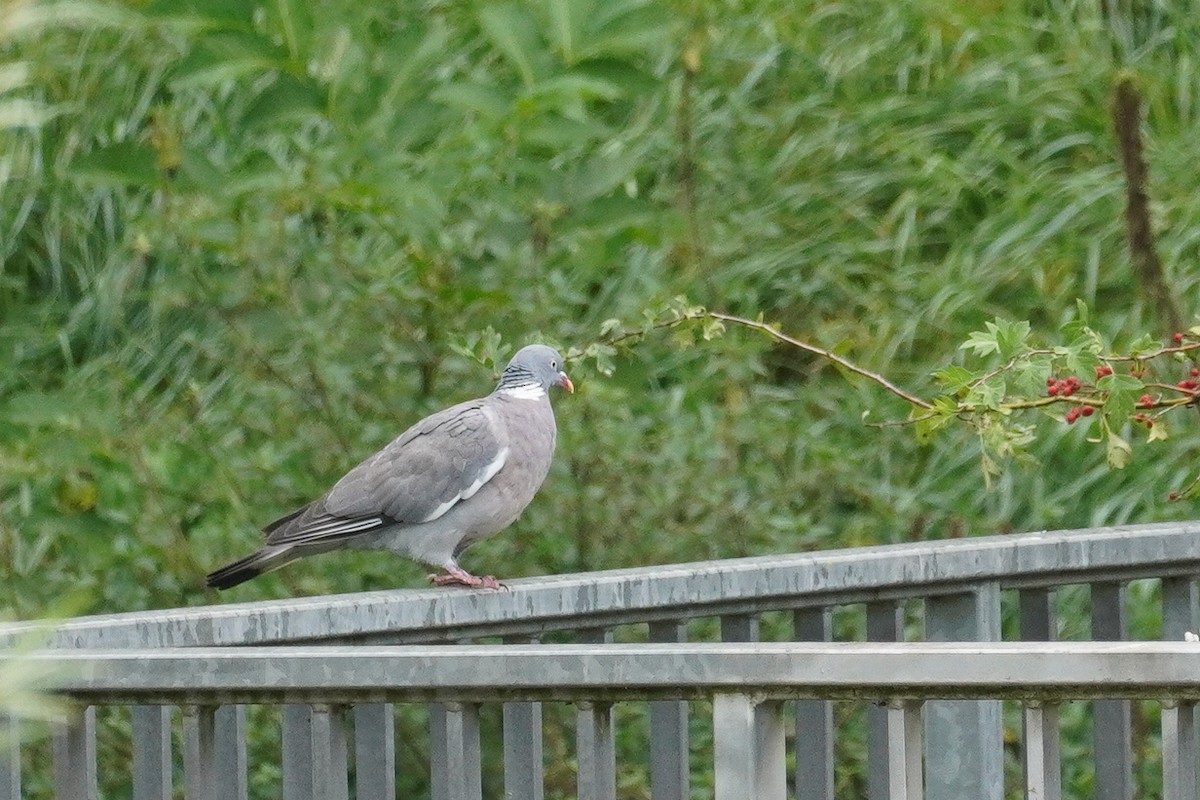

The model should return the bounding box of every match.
[557,372,575,393]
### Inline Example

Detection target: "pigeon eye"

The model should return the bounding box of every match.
[550,360,557,369]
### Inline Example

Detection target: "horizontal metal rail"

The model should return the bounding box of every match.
[4,521,1199,647]
[25,641,1200,703]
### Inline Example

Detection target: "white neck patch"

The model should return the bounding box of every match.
[500,384,546,400]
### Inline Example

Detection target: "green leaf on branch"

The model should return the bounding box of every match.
[1010,357,1052,396]
[961,327,1000,358]
[966,377,1006,411]
[701,317,725,341]
[1105,425,1133,470]
[1098,372,1142,424]
[960,318,1030,360]
[914,397,956,443]
[1127,333,1160,358]
[932,365,973,394]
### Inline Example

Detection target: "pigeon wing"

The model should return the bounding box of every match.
[263,399,508,547]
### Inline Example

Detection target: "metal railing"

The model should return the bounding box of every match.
[14,642,1200,800]
[4,520,1200,799]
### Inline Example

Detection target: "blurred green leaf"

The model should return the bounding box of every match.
[479,4,543,88]
[68,141,158,187]
[241,73,325,129]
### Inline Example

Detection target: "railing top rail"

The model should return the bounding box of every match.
[5,521,1199,648]
[28,641,1200,703]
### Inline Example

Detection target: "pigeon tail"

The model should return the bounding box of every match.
[206,546,298,590]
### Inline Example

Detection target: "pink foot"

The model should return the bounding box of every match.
[428,566,504,590]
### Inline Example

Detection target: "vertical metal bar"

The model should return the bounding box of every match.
[1163,701,1198,800]
[215,705,247,800]
[647,620,689,800]
[720,613,760,643]
[503,700,543,800]
[794,607,834,800]
[1023,703,1051,800]
[577,628,616,800]
[430,705,448,800]
[1162,577,1200,799]
[1019,589,1061,800]
[1162,577,1199,641]
[503,635,543,800]
[53,706,96,800]
[133,706,172,800]
[0,714,18,800]
[183,705,216,800]
[713,694,755,800]
[713,694,785,800]
[430,703,482,800]
[924,586,1003,800]
[886,702,923,800]
[310,705,349,800]
[1091,581,1132,800]
[576,702,616,800]
[354,704,396,800]
[755,700,787,800]
[1019,588,1056,642]
[282,704,314,800]
[866,601,902,800]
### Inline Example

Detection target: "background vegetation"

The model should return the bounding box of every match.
[3,0,1200,797]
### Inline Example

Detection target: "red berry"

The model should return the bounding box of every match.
[1169,491,1180,501]
[1139,394,1154,407]
[1147,419,1155,428]
[1175,332,1185,343]
[1179,380,1192,389]
[1191,368,1198,377]
[1047,377,1057,387]
[1048,385,1059,396]
[1066,408,1080,423]
[1081,406,1095,417]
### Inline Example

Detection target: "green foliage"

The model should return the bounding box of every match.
[5,0,1200,796]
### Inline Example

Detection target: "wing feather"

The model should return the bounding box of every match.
[264,399,508,548]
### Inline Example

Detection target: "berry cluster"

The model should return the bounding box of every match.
[1046,376,1080,396]
[1065,405,1094,424]
[1177,368,1200,392]
[1094,365,1113,378]
[1138,394,1155,408]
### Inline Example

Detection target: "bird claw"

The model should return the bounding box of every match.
[428,569,505,590]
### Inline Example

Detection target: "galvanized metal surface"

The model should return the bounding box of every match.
[923,587,1002,800]
[352,703,395,800]
[132,706,171,800]
[0,715,20,800]
[5,521,1200,648]
[23,641,1200,704]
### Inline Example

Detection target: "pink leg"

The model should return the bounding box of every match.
[428,565,504,590]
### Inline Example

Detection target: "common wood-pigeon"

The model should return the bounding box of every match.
[206,345,573,590]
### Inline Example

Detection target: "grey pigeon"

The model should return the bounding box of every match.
[206,345,573,590]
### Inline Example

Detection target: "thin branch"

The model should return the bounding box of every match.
[706,312,934,409]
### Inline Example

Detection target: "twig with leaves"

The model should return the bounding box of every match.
[566,297,1200,498]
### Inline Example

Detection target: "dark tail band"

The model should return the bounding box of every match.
[205,546,297,590]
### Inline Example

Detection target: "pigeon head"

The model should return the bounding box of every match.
[497,344,574,396]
